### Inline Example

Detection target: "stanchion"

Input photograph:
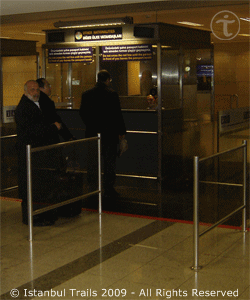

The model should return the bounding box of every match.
[191,156,202,271]
[26,144,33,242]
[98,133,102,214]
[242,140,247,232]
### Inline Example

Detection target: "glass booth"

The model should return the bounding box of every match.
[42,22,213,191]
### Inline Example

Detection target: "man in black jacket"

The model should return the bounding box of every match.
[80,70,126,199]
[15,80,62,225]
[36,78,74,142]
[36,78,82,218]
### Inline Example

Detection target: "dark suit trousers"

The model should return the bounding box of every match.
[86,138,117,193]
[102,140,117,193]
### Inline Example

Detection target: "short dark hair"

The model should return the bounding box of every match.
[97,70,111,83]
[36,78,46,88]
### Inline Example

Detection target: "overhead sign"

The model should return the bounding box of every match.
[102,44,153,61]
[75,27,122,42]
[48,47,93,63]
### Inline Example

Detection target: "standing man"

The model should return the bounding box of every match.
[80,70,126,199]
[36,78,82,218]
[15,80,62,225]
[36,78,74,142]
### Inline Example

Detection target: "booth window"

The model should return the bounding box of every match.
[100,48,157,110]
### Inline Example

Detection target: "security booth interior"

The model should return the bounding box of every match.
[40,21,215,219]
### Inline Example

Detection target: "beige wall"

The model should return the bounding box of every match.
[2,56,37,106]
[214,42,250,115]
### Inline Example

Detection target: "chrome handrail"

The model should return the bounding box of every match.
[0,134,17,139]
[192,140,247,271]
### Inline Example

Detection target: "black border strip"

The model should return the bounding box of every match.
[1,220,173,300]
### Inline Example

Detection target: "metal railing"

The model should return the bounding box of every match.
[192,140,248,271]
[27,134,102,241]
[1,134,17,139]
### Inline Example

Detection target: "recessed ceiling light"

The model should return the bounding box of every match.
[240,18,250,22]
[177,21,204,27]
[238,33,250,37]
[24,32,45,36]
[54,17,133,29]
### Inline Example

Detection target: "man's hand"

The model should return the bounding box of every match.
[54,122,62,130]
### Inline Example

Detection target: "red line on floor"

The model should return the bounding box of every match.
[2,198,248,232]
[84,208,249,231]
[0,196,22,202]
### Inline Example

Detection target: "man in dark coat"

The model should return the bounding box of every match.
[15,80,62,225]
[36,78,82,218]
[36,78,74,142]
[80,70,126,198]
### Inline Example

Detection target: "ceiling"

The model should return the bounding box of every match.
[1,0,249,47]
[0,0,164,16]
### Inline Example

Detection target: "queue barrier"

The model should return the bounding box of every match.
[27,134,102,241]
[192,140,248,271]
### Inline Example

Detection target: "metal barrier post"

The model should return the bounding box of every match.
[242,140,247,232]
[98,133,102,214]
[192,156,201,270]
[26,145,33,242]
[192,142,248,270]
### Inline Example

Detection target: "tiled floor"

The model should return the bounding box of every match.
[1,199,249,300]
[1,119,249,300]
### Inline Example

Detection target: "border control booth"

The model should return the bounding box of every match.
[42,21,212,206]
